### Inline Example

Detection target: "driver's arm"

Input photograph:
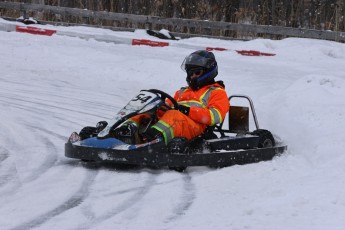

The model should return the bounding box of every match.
[188,89,229,126]
[166,88,229,126]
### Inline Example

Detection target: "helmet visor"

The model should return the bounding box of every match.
[187,67,204,77]
[181,53,213,72]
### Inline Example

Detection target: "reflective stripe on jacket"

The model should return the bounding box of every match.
[127,83,229,144]
[168,83,229,126]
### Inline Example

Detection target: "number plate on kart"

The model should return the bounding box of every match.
[123,91,159,112]
[98,90,162,138]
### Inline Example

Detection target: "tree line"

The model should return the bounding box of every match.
[3,0,345,32]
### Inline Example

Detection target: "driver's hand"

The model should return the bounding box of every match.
[177,104,190,116]
[159,103,171,112]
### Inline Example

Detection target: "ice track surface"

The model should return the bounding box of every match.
[0,72,197,230]
[1,25,345,230]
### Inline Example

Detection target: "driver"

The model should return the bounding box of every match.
[114,50,230,145]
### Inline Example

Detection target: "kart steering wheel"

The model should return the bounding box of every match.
[145,89,179,109]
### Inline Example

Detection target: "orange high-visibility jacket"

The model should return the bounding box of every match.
[127,82,229,144]
[168,82,230,127]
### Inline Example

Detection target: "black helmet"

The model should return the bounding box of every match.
[181,50,218,90]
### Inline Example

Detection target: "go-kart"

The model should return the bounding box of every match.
[65,89,287,170]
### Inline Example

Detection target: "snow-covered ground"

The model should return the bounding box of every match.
[1,19,345,230]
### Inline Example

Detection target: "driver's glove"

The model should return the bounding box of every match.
[177,104,190,116]
[159,103,171,112]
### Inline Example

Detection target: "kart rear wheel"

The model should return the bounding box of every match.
[252,129,275,148]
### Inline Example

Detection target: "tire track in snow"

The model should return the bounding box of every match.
[25,124,67,143]
[0,121,67,196]
[10,165,99,230]
[0,164,17,188]
[75,172,159,230]
[163,173,196,225]
[0,91,98,135]
[0,146,9,163]
[8,122,61,184]
[0,126,59,199]
[0,80,118,117]
[0,147,19,189]
[0,95,104,119]
[0,96,109,127]
[21,135,59,183]
[0,164,21,198]
[0,99,85,129]
[0,117,25,194]
[17,123,73,183]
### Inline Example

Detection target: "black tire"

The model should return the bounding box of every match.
[252,129,275,148]
[167,137,189,172]
[81,159,95,163]
[168,166,187,172]
[79,126,97,140]
[167,137,189,154]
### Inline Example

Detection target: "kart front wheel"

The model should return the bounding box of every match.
[79,126,97,140]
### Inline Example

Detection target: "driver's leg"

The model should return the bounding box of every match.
[112,113,152,144]
[149,110,206,144]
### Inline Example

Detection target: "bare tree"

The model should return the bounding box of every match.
[2,0,344,33]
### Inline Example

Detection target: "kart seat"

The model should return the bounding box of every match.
[228,105,249,133]
[206,105,249,138]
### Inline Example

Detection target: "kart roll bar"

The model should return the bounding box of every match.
[228,95,260,130]
[215,94,260,136]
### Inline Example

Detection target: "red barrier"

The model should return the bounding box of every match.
[206,47,275,56]
[16,26,56,36]
[12,25,276,56]
[236,50,276,56]
[206,47,228,51]
[132,39,169,47]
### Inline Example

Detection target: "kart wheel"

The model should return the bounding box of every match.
[79,126,97,140]
[167,137,189,172]
[81,159,95,163]
[168,137,190,154]
[168,166,186,172]
[252,129,275,148]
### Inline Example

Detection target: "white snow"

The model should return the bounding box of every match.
[1,19,345,230]
[159,29,173,38]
